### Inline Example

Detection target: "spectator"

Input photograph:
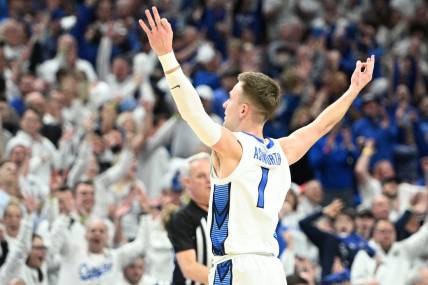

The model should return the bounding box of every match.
[392,84,419,181]
[354,209,375,240]
[0,211,33,284]
[264,67,304,138]
[139,97,212,159]
[109,161,147,240]
[351,218,428,285]
[277,187,318,262]
[45,180,117,251]
[2,201,23,248]
[25,92,63,147]
[232,0,263,43]
[352,93,398,164]
[18,234,49,285]
[193,43,222,90]
[142,210,174,285]
[394,191,428,241]
[298,180,324,216]
[37,34,96,84]
[309,125,357,206]
[6,108,63,189]
[211,69,238,120]
[118,256,157,285]
[198,0,232,57]
[299,200,373,283]
[55,216,148,285]
[371,194,392,220]
[0,19,28,62]
[99,55,141,102]
[0,161,19,214]
[355,138,422,219]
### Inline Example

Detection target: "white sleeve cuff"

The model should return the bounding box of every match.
[158,52,180,72]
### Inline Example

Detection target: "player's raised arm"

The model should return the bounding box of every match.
[280,56,375,165]
[138,7,241,161]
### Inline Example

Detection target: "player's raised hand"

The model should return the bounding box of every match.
[139,7,173,56]
[350,55,375,93]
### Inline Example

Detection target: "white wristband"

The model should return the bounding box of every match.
[158,52,180,72]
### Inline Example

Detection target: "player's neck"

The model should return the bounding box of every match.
[238,123,264,139]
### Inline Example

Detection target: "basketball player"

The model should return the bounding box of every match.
[139,7,375,285]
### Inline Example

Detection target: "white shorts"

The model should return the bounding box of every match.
[209,254,287,285]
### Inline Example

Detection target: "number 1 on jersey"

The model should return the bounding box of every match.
[257,167,269,208]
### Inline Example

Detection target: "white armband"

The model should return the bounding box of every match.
[158,52,180,72]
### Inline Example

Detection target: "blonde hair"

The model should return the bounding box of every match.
[3,199,23,218]
[237,72,281,121]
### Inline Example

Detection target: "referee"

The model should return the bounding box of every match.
[166,153,212,285]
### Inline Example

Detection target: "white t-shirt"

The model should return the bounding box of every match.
[57,216,148,285]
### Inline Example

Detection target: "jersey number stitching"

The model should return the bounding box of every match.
[257,167,269,208]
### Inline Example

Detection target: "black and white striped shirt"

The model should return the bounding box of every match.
[167,200,211,285]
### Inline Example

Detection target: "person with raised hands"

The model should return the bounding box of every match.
[351,214,428,285]
[139,6,375,285]
[299,199,374,283]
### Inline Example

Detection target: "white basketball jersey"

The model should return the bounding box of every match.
[208,132,291,257]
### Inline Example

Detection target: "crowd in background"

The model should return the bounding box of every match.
[1,0,428,284]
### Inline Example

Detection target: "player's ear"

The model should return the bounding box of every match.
[239,103,249,118]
